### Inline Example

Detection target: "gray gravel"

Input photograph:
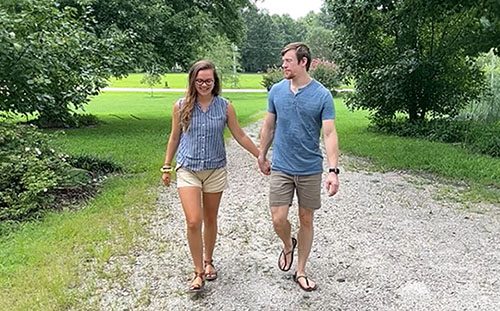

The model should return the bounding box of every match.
[89,121,500,311]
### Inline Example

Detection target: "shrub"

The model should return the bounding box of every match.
[261,67,283,91]
[31,112,100,129]
[465,121,500,157]
[372,118,499,157]
[462,49,500,122]
[0,123,121,223]
[310,59,341,95]
[261,59,341,93]
[68,154,122,175]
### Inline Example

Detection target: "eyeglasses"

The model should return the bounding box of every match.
[195,79,214,86]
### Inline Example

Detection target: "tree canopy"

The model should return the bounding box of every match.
[325,0,500,121]
[0,0,250,125]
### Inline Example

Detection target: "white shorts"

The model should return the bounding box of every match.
[176,167,227,193]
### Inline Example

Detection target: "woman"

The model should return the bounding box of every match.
[161,60,260,292]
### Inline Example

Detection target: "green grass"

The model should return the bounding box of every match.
[334,98,499,201]
[0,92,267,310]
[108,73,265,89]
[1,92,498,310]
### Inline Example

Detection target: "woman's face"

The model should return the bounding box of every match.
[194,69,215,97]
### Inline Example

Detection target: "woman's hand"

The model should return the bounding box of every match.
[258,155,271,175]
[162,172,171,186]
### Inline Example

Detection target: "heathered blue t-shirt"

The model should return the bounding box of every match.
[268,79,335,175]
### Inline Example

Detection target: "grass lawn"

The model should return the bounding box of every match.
[108,73,265,89]
[0,92,498,310]
[0,92,267,310]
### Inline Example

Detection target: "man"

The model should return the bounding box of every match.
[258,42,340,292]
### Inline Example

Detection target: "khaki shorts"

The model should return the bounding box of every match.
[269,171,322,210]
[176,167,227,193]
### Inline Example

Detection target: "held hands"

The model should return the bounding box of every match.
[257,155,271,175]
[324,173,339,196]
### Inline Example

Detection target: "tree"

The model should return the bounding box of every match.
[60,0,251,70]
[200,35,242,88]
[0,0,251,126]
[241,6,282,72]
[325,0,500,122]
[272,14,307,47]
[141,65,162,97]
[305,26,336,61]
[0,1,130,126]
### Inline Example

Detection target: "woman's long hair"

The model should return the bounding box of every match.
[179,60,221,132]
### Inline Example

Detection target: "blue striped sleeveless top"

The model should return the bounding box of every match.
[176,96,228,171]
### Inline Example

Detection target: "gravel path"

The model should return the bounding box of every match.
[90,121,500,311]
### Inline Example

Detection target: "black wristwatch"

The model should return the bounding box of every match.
[328,167,340,175]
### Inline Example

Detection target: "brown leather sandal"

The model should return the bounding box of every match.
[204,260,218,281]
[189,271,205,292]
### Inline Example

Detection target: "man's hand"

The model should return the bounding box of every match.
[258,155,271,175]
[324,173,339,196]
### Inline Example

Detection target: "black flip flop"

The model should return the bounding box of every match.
[278,237,297,271]
[293,272,318,292]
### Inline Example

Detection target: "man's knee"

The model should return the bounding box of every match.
[298,208,314,227]
[271,206,289,228]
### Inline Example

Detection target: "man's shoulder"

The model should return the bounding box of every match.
[270,79,288,93]
[310,79,331,95]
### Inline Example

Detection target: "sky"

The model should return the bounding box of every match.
[255,0,323,19]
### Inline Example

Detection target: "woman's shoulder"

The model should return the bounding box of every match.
[215,95,230,107]
[175,97,186,107]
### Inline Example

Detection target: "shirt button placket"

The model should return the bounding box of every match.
[202,122,206,169]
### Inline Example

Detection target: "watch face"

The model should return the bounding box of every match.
[329,168,340,174]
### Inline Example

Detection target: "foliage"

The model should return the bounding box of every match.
[241,5,282,72]
[325,0,500,122]
[260,59,341,93]
[31,112,100,128]
[0,0,251,126]
[305,26,336,61]
[61,0,251,70]
[0,122,121,222]
[200,35,241,88]
[372,118,500,157]
[0,1,130,126]
[140,66,162,97]
[462,49,500,122]
[68,154,122,175]
[272,14,307,49]
[261,67,283,91]
[310,59,341,94]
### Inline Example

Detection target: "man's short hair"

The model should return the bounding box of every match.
[281,42,312,71]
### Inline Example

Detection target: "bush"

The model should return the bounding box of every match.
[68,154,122,175]
[461,49,500,122]
[261,59,341,93]
[261,67,283,91]
[372,118,499,157]
[310,59,341,95]
[0,123,120,223]
[32,112,100,129]
[465,121,500,157]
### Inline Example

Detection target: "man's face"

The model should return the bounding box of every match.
[281,49,305,79]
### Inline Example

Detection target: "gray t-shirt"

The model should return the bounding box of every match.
[268,79,335,175]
